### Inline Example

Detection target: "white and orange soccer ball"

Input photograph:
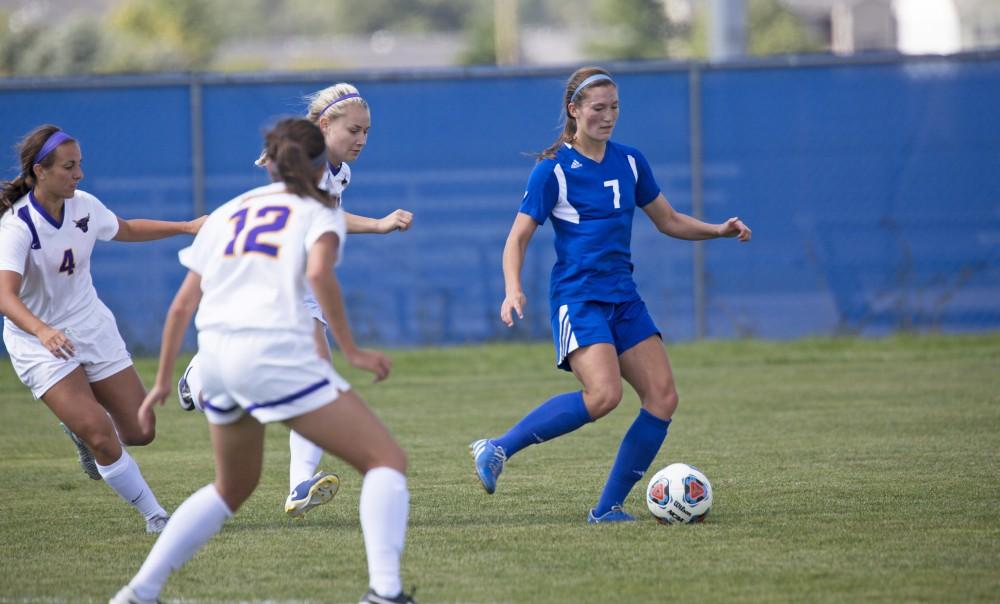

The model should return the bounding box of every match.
[645,463,713,524]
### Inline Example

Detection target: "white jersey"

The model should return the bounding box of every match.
[303,161,352,318]
[181,182,346,336]
[0,190,119,336]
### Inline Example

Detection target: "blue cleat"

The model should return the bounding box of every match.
[587,505,636,524]
[469,439,506,494]
[285,471,340,518]
[60,422,101,481]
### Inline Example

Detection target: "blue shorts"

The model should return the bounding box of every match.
[550,297,661,371]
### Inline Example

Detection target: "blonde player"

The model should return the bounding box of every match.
[178,82,413,519]
[112,118,413,604]
[0,125,205,533]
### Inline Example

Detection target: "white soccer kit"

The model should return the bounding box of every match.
[0,190,131,397]
[303,161,351,322]
[181,182,349,424]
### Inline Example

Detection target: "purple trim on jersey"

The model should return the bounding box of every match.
[245,378,331,413]
[33,131,74,166]
[28,190,63,229]
[16,206,42,250]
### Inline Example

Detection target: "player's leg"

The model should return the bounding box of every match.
[90,365,154,445]
[116,414,264,604]
[470,302,621,494]
[283,318,338,516]
[283,391,410,602]
[590,304,676,522]
[43,367,169,530]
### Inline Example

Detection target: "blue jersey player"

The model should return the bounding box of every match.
[471,66,751,523]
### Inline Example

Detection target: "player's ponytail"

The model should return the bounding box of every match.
[537,66,616,161]
[264,118,336,208]
[1,124,63,215]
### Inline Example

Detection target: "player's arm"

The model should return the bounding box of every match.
[500,212,538,327]
[113,215,208,242]
[0,270,75,359]
[307,232,391,382]
[140,271,202,417]
[642,194,751,242]
[344,210,413,234]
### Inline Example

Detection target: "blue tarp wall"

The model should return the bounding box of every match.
[1,53,999,353]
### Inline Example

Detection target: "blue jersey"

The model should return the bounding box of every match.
[518,141,661,307]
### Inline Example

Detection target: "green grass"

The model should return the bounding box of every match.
[1,333,999,603]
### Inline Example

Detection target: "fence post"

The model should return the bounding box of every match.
[190,77,206,218]
[689,64,706,339]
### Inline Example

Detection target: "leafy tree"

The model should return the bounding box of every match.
[106,0,222,71]
[585,0,674,60]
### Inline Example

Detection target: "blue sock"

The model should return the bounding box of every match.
[593,408,671,516]
[493,391,592,458]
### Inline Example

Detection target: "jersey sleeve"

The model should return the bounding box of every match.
[179,212,223,275]
[632,149,661,208]
[0,215,31,274]
[517,160,560,225]
[304,205,346,254]
[84,193,121,241]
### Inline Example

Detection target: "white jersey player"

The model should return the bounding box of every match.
[178,82,414,520]
[113,118,413,604]
[0,125,205,534]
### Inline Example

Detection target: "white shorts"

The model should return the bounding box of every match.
[3,303,132,399]
[194,329,350,426]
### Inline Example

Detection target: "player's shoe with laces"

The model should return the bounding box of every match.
[587,505,636,524]
[177,371,196,411]
[109,585,162,604]
[285,471,340,518]
[469,438,506,494]
[358,587,417,603]
[60,422,101,481]
[145,514,170,534]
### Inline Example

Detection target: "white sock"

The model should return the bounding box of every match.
[288,430,324,492]
[129,484,232,601]
[359,467,409,597]
[97,449,167,520]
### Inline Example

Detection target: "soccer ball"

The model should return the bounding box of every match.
[645,463,713,524]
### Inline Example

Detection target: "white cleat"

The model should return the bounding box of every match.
[109,585,162,604]
[285,471,340,519]
[145,514,169,534]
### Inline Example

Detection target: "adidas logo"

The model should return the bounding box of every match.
[570,159,583,169]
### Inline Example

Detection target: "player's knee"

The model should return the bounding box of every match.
[586,381,624,419]
[644,386,678,420]
[119,426,155,447]
[371,441,407,475]
[84,426,122,459]
[214,478,258,512]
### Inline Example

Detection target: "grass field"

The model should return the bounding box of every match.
[1,333,999,603]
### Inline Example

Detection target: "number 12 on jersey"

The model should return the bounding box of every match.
[224,205,291,258]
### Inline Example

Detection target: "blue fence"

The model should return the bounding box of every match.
[2,53,999,353]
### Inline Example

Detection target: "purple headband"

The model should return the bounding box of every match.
[33,131,75,166]
[317,93,362,119]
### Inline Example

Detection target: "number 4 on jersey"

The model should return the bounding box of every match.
[59,249,76,276]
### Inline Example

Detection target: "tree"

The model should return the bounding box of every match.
[105,0,222,72]
[585,0,675,60]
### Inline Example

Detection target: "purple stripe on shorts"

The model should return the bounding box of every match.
[246,378,331,413]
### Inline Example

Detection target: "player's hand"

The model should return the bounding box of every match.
[347,348,392,383]
[500,292,526,327]
[375,209,413,234]
[718,217,751,242]
[138,383,168,434]
[36,325,75,359]
[187,215,209,235]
